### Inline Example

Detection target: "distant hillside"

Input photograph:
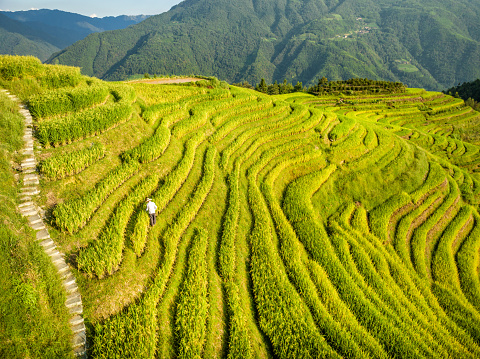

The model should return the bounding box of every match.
[47,0,480,90]
[0,9,149,61]
[0,13,60,61]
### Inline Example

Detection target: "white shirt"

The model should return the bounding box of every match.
[146,201,157,214]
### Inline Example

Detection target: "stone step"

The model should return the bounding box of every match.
[70,315,84,327]
[57,266,70,279]
[69,303,83,315]
[24,179,40,186]
[64,279,78,293]
[50,254,66,267]
[23,168,36,174]
[24,174,38,181]
[39,237,54,247]
[72,330,86,348]
[18,201,34,208]
[36,229,50,241]
[63,273,77,287]
[19,204,35,211]
[66,293,82,307]
[22,191,40,198]
[21,186,38,193]
[71,322,86,335]
[21,149,34,156]
[29,214,43,225]
[53,259,68,272]
[59,270,70,281]
[20,195,32,202]
[28,212,43,226]
[73,346,87,358]
[31,222,46,231]
[48,249,65,260]
[41,241,56,253]
[20,206,37,217]
[21,163,36,170]
[22,188,40,196]
[21,161,36,168]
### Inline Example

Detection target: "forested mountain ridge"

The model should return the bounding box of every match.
[0,9,149,61]
[47,0,480,90]
[0,12,60,61]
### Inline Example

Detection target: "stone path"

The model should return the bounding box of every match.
[2,89,87,358]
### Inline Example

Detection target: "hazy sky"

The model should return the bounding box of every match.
[0,0,184,17]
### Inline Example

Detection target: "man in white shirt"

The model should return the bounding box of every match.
[146,198,158,226]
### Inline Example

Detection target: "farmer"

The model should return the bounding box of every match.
[146,198,157,226]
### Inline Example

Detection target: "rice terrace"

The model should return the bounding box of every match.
[3,55,480,358]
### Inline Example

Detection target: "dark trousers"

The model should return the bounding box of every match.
[149,213,156,226]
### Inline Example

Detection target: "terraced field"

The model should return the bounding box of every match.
[3,56,480,358]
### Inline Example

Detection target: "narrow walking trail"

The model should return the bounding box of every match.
[2,89,87,358]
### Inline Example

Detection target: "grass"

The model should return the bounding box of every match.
[3,55,480,357]
[0,87,72,358]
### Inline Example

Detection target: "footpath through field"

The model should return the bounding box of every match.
[2,89,87,359]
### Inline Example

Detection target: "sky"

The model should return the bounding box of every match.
[0,0,184,17]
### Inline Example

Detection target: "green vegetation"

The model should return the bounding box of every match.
[3,55,480,358]
[175,228,209,358]
[47,0,480,90]
[444,79,480,111]
[0,72,71,358]
[40,142,105,180]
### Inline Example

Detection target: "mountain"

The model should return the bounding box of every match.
[46,0,480,90]
[0,9,150,61]
[0,12,60,61]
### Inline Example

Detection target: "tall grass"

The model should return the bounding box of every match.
[0,87,71,358]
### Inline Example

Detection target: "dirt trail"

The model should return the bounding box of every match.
[130,77,203,84]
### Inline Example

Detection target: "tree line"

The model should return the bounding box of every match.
[444,79,480,111]
[234,77,406,96]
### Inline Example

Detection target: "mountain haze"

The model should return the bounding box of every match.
[0,10,149,61]
[0,12,60,61]
[47,0,480,89]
